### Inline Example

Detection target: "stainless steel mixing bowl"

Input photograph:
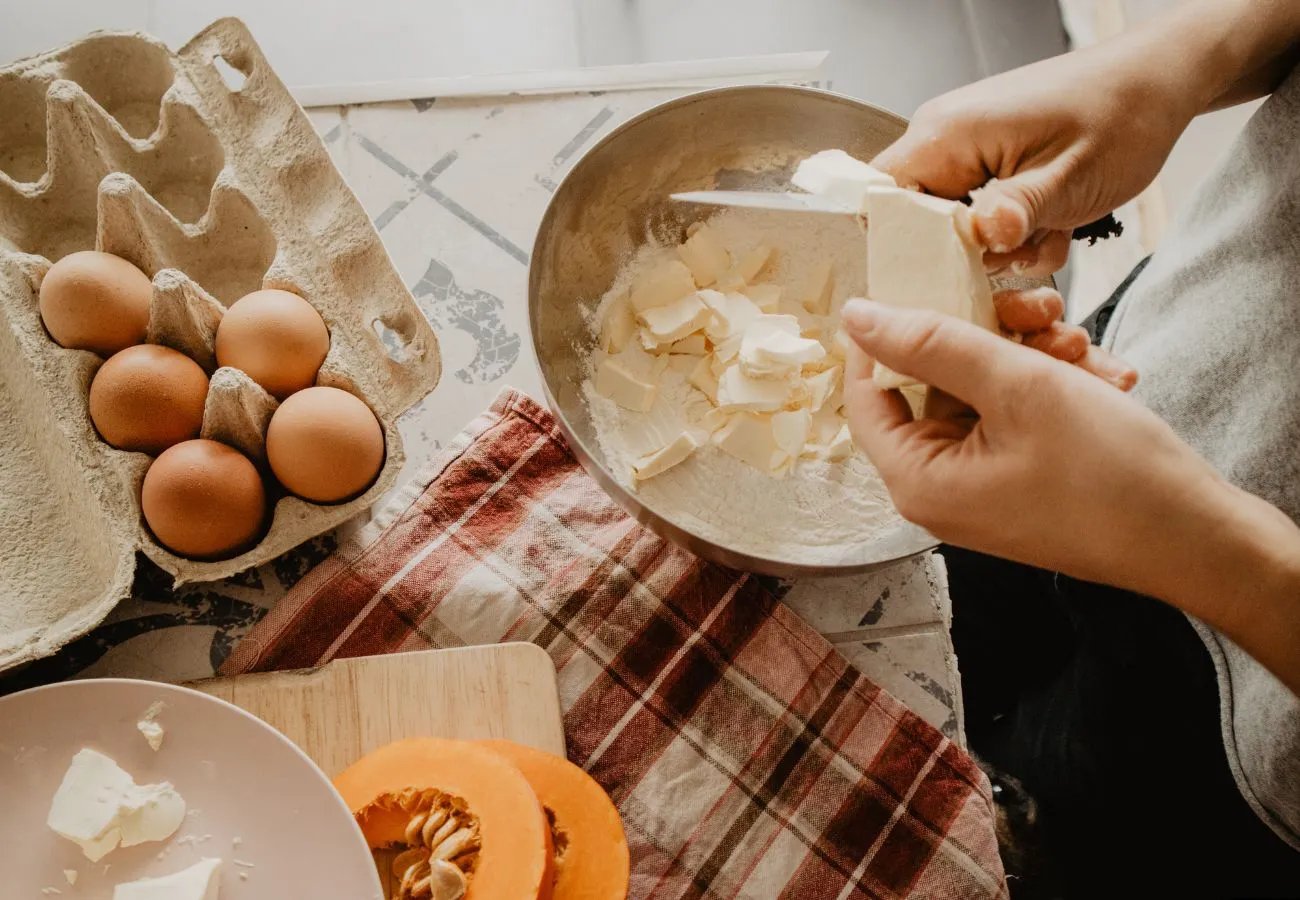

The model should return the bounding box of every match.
[528,84,937,577]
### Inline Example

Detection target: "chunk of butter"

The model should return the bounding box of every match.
[739,315,826,380]
[47,749,186,862]
[771,409,811,460]
[632,432,700,482]
[629,259,696,313]
[804,366,841,411]
[745,283,781,312]
[113,858,222,900]
[717,244,775,291]
[637,292,712,345]
[799,259,834,315]
[599,291,636,353]
[825,424,856,461]
[668,334,708,356]
[701,290,762,342]
[595,357,657,412]
[717,365,791,412]
[715,413,785,473]
[863,185,997,388]
[793,149,896,213]
[677,224,731,287]
[688,355,720,402]
[137,701,165,752]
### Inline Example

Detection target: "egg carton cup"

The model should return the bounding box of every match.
[0,19,442,671]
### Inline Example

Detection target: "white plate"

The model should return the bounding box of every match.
[0,678,382,898]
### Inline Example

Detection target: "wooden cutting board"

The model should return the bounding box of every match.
[194,643,564,897]
[192,643,565,777]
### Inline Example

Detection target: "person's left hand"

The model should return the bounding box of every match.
[839,297,1210,587]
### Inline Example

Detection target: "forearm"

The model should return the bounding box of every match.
[1144,478,1300,697]
[1102,0,1300,115]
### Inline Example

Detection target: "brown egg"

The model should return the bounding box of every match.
[39,250,152,356]
[89,345,209,455]
[214,289,329,399]
[142,439,267,559]
[266,386,384,503]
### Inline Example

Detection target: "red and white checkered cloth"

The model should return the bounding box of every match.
[222,390,1006,899]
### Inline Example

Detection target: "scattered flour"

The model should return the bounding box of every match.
[580,207,905,566]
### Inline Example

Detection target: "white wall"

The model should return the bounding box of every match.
[1,0,1067,115]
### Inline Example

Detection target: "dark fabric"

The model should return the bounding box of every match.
[948,253,1300,897]
[944,548,1300,898]
[1079,254,1151,346]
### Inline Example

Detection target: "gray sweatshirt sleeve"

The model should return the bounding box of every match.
[1103,64,1300,849]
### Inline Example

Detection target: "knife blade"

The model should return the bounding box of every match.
[672,191,1124,245]
[670,190,858,216]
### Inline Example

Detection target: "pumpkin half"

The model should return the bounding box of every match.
[333,739,555,900]
[479,740,629,900]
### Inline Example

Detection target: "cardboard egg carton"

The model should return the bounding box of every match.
[0,19,442,671]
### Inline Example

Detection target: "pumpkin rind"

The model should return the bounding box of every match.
[479,740,629,900]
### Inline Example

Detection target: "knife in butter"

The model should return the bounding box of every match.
[670,190,859,216]
[671,189,1123,243]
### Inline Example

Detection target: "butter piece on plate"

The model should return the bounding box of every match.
[47,748,186,862]
[137,700,165,752]
[113,857,223,900]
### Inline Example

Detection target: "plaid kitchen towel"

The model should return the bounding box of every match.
[222,389,1006,899]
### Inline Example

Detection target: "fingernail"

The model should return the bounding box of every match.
[972,192,1030,254]
[1011,259,1030,275]
[841,297,880,334]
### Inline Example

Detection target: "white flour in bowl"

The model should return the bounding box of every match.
[579,206,904,566]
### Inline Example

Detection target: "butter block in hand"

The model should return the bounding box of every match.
[863,186,997,388]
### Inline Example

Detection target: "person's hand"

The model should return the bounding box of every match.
[841,297,1300,695]
[840,298,1224,590]
[868,38,1201,388]
[873,41,1197,266]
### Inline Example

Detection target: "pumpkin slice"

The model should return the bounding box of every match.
[479,740,629,900]
[334,739,555,900]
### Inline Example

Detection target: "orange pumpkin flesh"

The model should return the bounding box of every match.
[333,739,555,900]
[479,740,629,900]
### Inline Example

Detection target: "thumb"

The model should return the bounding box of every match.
[841,299,1017,409]
[969,163,1070,253]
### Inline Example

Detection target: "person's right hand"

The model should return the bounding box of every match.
[868,42,1193,389]
[873,42,1197,267]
